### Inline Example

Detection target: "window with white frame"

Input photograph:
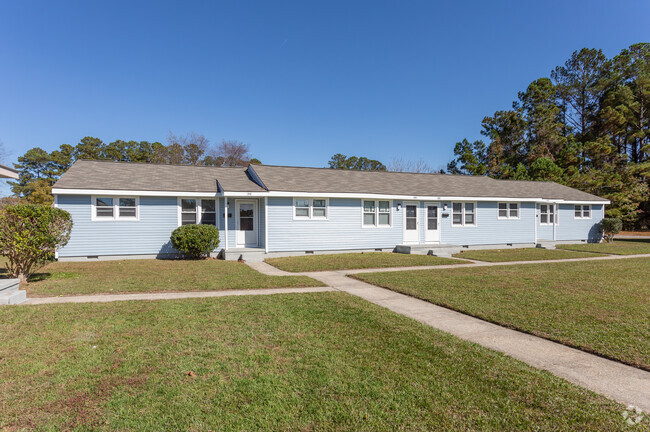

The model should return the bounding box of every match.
[94,197,138,220]
[201,199,217,225]
[181,199,197,225]
[498,202,519,219]
[540,204,556,224]
[95,197,114,218]
[119,198,137,218]
[294,198,328,220]
[452,202,476,226]
[363,200,391,227]
[574,205,591,219]
[180,199,217,225]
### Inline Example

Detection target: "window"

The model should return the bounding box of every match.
[452,202,476,226]
[180,198,218,226]
[498,202,519,219]
[93,196,139,220]
[95,197,114,218]
[294,198,328,220]
[119,198,137,218]
[540,204,556,225]
[574,205,591,219]
[363,200,391,227]
[201,199,216,225]
[181,199,197,225]
[312,199,327,218]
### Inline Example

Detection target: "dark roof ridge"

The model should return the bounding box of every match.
[75,159,247,169]
[255,164,494,179]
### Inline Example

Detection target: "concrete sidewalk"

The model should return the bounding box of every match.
[302,270,650,412]
[24,286,335,305]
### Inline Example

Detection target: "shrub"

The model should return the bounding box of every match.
[600,218,622,243]
[0,204,73,282]
[170,224,220,259]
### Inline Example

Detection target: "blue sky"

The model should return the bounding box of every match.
[1,0,648,185]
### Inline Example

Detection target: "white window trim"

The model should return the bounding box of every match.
[450,202,477,227]
[91,196,140,221]
[292,198,329,221]
[361,199,393,228]
[539,203,559,226]
[574,204,592,219]
[177,197,219,227]
[497,202,520,220]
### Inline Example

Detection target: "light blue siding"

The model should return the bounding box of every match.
[58,195,233,257]
[266,197,402,252]
[58,194,605,257]
[557,204,603,242]
[58,195,181,257]
[439,202,536,246]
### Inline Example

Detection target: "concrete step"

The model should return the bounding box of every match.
[219,248,267,263]
[0,279,27,305]
[395,244,462,258]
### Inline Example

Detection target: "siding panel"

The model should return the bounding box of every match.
[440,201,535,245]
[267,197,403,252]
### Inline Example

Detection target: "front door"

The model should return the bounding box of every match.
[236,200,258,247]
[425,203,440,243]
[403,202,419,244]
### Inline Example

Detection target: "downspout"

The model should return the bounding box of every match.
[264,196,269,253]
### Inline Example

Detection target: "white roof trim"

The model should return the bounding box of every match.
[0,165,18,179]
[53,187,609,204]
[53,188,222,197]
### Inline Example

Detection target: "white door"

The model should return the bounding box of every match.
[236,200,258,247]
[403,202,419,244]
[425,203,440,243]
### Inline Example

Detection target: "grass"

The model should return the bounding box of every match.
[557,238,650,255]
[265,252,468,272]
[355,258,650,369]
[0,293,629,430]
[453,247,600,262]
[0,258,323,297]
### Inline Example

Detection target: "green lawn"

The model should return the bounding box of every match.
[0,293,628,430]
[355,258,650,369]
[557,239,650,255]
[453,247,599,262]
[1,258,323,297]
[265,252,468,272]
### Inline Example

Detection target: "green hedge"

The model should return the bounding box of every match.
[170,224,220,259]
[600,218,622,243]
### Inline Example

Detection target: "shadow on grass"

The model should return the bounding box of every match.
[616,238,650,243]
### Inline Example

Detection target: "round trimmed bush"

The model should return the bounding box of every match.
[600,218,622,243]
[170,224,220,259]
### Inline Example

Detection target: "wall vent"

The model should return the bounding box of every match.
[305,251,314,254]
[87,256,99,259]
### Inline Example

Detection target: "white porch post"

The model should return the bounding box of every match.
[224,198,229,250]
[264,196,269,253]
[553,203,557,241]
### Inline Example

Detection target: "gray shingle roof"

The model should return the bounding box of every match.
[53,160,265,193]
[251,165,607,201]
[53,160,607,202]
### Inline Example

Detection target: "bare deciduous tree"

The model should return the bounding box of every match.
[208,140,251,167]
[388,157,442,173]
[166,132,210,165]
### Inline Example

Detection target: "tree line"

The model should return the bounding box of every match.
[8,133,259,205]
[447,43,649,228]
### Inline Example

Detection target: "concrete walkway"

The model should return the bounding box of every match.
[300,270,650,412]
[25,286,335,305]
